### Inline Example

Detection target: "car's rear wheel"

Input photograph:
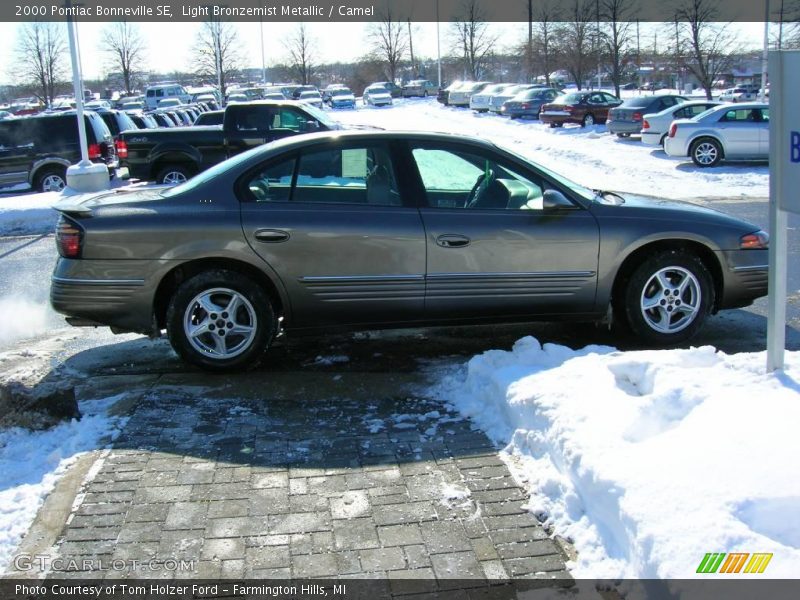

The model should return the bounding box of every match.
[621,250,713,345]
[166,270,276,371]
[690,138,722,167]
[35,166,67,193]
[582,114,595,127]
[616,133,630,138]
[156,164,194,185]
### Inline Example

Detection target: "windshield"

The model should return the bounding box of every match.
[332,89,352,96]
[299,103,340,129]
[300,92,320,98]
[501,146,594,201]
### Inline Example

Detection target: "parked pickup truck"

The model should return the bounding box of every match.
[120,100,341,184]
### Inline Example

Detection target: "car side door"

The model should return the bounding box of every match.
[715,108,763,157]
[757,107,769,157]
[406,141,601,319]
[239,139,426,329]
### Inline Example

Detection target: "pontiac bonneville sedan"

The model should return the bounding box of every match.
[51,131,769,371]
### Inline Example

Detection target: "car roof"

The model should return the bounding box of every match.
[260,130,499,158]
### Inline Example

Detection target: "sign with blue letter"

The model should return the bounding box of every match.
[770,51,800,214]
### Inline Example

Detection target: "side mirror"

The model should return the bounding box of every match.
[543,189,574,210]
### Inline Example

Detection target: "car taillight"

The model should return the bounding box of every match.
[564,106,574,113]
[521,103,532,109]
[87,143,101,159]
[632,112,642,121]
[116,139,128,159]
[56,217,83,259]
[668,123,678,138]
[740,230,769,249]
[642,119,650,130]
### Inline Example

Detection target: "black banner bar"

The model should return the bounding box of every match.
[2,0,793,23]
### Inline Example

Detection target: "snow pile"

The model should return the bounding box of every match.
[0,192,60,236]
[0,395,128,571]
[430,336,800,578]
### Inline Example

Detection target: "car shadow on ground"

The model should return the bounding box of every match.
[675,161,770,174]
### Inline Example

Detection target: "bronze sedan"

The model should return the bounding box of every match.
[51,131,769,371]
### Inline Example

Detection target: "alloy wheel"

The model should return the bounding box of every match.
[183,287,258,359]
[639,266,701,334]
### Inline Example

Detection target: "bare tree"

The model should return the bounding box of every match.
[101,22,146,95]
[559,0,597,90]
[13,21,67,107]
[601,0,634,97]
[674,0,740,99]
[531,0,561,85]
[284,23,317,85]
[193,19,242,100]
[366,8,408,83]
[450,0,497,80]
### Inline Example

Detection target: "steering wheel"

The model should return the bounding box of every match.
[466,169,494,208]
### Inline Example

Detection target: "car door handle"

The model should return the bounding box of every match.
[254,229,290,243]
[436,234,470,248]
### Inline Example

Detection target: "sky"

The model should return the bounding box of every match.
[0,20,767,85]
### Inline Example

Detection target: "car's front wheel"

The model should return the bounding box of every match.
[166,270,276,371]
[582,114,595,127]
[621,250,714,345]
[690,138,722,167]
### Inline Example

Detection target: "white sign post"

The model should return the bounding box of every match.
[767,51,800,372]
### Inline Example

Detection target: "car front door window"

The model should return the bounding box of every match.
[411,147,545,211]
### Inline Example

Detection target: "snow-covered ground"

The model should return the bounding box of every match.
[429,338,800,579]
[335,98,769,201]
[0,393,128,571]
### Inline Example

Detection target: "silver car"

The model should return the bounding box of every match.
[51,131,769,371]
[664,103,769,167]
[470,84,512,112]
[641,101,721,147]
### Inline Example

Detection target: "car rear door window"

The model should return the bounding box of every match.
[293,144,400,205]
[243,143,401,206]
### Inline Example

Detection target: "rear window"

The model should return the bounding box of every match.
[622,97,654,108]
[116,111,137,132]
[87,113,112,142]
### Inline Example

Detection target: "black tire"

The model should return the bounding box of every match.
[616,133,630,138]
[423,90,429,97]
[156,164,194,185]
[35,166,67,193]
[620,250,714,345]
[659,134,667,147]
[166,270,276,371]
[690,138,722,167]
[582,113,595,127]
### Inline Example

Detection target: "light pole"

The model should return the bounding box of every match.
[259,14,267,84]
[64,0,108,192]
[760,0,770,102]
[436,1,442,88]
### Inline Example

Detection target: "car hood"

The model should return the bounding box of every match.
[594,192,760,230]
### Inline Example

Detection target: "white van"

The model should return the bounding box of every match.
[144,84,191,110]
